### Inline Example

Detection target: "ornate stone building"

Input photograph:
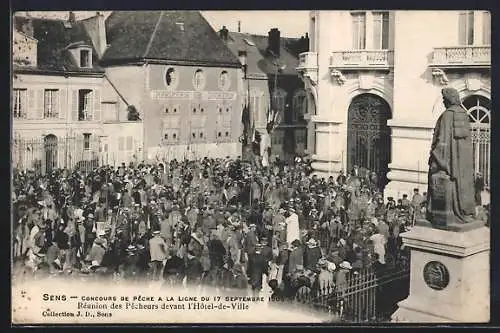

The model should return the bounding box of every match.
[297,10,490,199]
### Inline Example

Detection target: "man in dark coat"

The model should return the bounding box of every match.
[206,230,226,286]
[163,248,185,286]
[185,250,203,287]
[426,87,475,224]
[248,244,269,296]
[474,172,484,206]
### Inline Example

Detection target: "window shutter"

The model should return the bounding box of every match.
[36,89,44,119]
[118,137,125,151]
[75,132,84,164]
[93,90,101,121]
[28,89,35,119]
[59,89,66,120]
[126,136,133,151]
[458,12,466,45]
[373,14,382,50]
[72,90,79,121]
[483,11,491,45]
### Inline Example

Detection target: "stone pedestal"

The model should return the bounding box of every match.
[392,221,490,323]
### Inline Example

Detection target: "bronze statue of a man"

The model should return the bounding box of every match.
[426,87,475,226]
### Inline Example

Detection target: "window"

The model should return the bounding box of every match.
[165,68,178,88]
[310,16,316,52]
[193,69,206,91]
[162,130,180,144]
[292,90,307,123]
[80,49,91,67]
[83,133,91,150]
[272,89,287,114]
[250,94,261,123]
[219,71,230,90]
[126,136,133,151]
[78,89,92,121]
[13,88,27,119]
[463,95,491,187]
[218,132,222,137]
[118,137,125,151]
[373,12,389,49]
[459,11,474,45]
[199,132,204,139]
[43,89,59,118]
[483,11,491,45]
[102,102,118,121]
[352,12,366,49]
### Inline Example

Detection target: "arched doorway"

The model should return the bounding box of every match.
[44,134,58,174]
[462,94,490,187]
[347,94,392,188]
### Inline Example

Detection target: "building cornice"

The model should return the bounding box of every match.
[13,67,105,78]
[101,58,242,69]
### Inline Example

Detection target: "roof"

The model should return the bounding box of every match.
[13,16,105,74]
[226,31,303,77]
[102,11,241,67]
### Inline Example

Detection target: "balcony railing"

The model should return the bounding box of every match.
[330,50,394,70]
[430,46,490,68]
[297,52,318,69]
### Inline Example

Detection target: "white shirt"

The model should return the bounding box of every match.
[285,213,300,245]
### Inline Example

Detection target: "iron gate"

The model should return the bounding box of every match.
[347,94,391,186]
[12,135,101,175]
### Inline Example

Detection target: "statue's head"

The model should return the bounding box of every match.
[441,87,461,108]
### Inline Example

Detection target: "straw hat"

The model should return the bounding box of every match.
[306,238,318,247]
[327,262,337,272]
[339,261,352,270]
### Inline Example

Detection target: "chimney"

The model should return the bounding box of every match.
[96,12,107,57]
[81,12,108,58]
[69,11,76,23]
[21,18,34,38]
[268,28,280,57]
[238,21,241,33]
[219,26,229,41]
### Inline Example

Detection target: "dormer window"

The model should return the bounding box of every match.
[80,49,91,68]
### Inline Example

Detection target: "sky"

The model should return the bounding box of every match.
[16,10,310,38]
[201,11,309,37]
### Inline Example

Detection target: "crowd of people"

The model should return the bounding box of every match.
[11,154,490,314]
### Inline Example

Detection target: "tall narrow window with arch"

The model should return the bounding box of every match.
[347,94,392,189]
[292,89,308,123]
[272,88,287,115]
[462,94,490,187]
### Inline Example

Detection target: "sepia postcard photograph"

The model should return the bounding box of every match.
[10,9,491,325]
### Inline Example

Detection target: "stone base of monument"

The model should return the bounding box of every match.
[391,219,490,323]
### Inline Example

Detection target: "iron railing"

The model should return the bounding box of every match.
[292,262,410,322]
[12,136,101,175]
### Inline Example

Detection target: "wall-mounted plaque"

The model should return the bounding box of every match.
[423,261,450,291]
